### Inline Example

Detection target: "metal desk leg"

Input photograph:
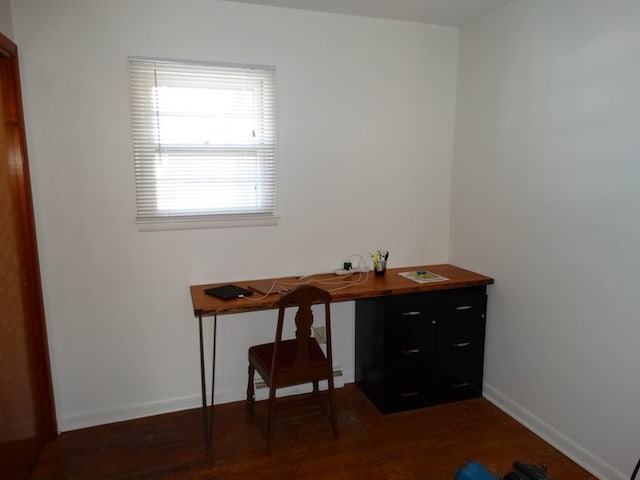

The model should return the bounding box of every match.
[198,313,217,449]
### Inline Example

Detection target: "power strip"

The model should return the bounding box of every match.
[335,267,371,275]
[336,254,371,275]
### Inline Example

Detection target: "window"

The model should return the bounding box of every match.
[128,57,277,228]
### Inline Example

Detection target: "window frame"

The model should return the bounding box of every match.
[128,57,278,231]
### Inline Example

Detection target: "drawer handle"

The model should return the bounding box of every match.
[400,391,419,397]
[452,341,471,348]
[451,382,470,389]
[401,311,421,316]
[455,305,473,311]
[401,348,421,354]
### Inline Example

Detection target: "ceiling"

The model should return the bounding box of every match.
[221,0,514,27]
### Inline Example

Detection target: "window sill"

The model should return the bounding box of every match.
[137,214,280,232]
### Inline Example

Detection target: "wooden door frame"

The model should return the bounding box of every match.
[0,30,57,442]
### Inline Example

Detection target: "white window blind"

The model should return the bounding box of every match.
[128,57,276,226]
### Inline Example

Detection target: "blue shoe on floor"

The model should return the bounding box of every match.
[455,461,500,480]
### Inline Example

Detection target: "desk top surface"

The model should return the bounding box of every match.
[190,264,493,317]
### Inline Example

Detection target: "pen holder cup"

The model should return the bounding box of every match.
[372,257,387,276]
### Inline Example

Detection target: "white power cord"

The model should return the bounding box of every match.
[335,254,371,275]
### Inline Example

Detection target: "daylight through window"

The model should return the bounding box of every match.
[128,58,276,226]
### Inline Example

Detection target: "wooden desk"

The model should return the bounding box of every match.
[190,264,493,448]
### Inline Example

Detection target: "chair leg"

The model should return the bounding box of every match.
[266,387,276,455]
[312,380,319,393]
[327,374,339,439]
[246,363,255,419]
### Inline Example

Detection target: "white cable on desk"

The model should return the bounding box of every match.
[240,270,371,301]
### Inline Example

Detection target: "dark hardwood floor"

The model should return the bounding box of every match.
[32,384,596,479]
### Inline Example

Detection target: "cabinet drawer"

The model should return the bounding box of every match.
[438,294,487,326]
[386,299,436,322]
[385,387,431,412]
[437,295,486,355]
[438,372,482,403]
[387,352,433,378]
[384,372,433,412]
[438,331,484,369]
[437,294,486,402]
[384,299,436,354]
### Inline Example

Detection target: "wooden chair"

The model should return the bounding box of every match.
[246,285,339,454]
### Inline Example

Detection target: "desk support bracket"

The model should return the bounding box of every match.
[198,312,217,449]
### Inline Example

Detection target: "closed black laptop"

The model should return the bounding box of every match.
[204,284,253,300]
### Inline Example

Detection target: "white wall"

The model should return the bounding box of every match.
[0,0,12,39]
[451,1,640,479]
[11,0,459,431]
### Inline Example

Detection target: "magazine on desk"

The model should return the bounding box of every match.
[399,270,449,284]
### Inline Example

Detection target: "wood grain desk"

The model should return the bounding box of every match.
[190,264,494,448]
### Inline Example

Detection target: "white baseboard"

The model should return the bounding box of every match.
[59,368,354,433]
[483,382,625,480]
[58,394,203,432]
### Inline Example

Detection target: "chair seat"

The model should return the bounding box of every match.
[249,337,328,376]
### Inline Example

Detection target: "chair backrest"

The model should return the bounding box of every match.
[274,285,333,371]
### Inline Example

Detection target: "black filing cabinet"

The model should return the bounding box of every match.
[355,287,487,414]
